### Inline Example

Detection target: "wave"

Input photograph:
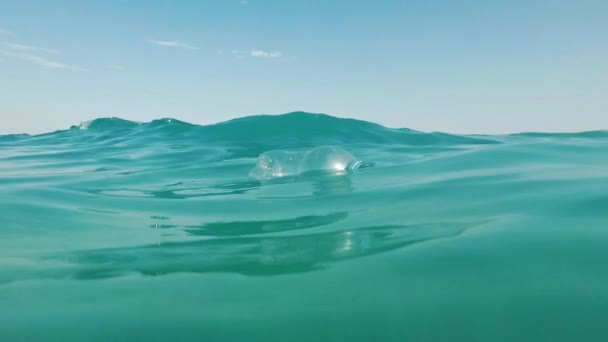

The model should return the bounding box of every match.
[6,112,501,148]
[1,110,608,341]
[513,130,608,139]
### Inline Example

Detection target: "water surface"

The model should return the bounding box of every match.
[1,112,607,341]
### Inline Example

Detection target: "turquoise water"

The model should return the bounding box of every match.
[1,112,607,341]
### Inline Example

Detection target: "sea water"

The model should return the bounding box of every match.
[1,112,607,341]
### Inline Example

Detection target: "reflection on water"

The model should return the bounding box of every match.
[186,212,348,236]
[53,220,477,280]
[88,179,262,199]
[87,172,355,201]
[257,172,355,198]
[311,173,354,196]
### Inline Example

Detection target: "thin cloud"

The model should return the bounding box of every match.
[250,50,282,58]
[0,28,13,36]
[3,42,61,54]
[1,51,86,71]
[147,39,198,50]
[109,65,124,70]
[230,50,250,59]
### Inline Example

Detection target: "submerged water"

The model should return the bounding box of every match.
[1,112,607,341]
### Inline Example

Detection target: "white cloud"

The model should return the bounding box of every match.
[250,50,282,58]
[3,42,61,54]
[1,51,86,71]
[147,39,198,50]
[109,64,124,70]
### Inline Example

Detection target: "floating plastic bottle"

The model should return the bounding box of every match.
[250,145,374,179]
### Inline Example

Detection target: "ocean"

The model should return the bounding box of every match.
[1,112,607,341]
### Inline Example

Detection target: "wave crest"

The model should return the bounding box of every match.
[59,112,501,148]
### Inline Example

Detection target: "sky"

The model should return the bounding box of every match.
[0,0,606,135]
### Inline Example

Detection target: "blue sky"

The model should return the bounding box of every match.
[0,0,606,134]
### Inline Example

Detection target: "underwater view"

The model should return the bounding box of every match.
[1,112,607,341]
